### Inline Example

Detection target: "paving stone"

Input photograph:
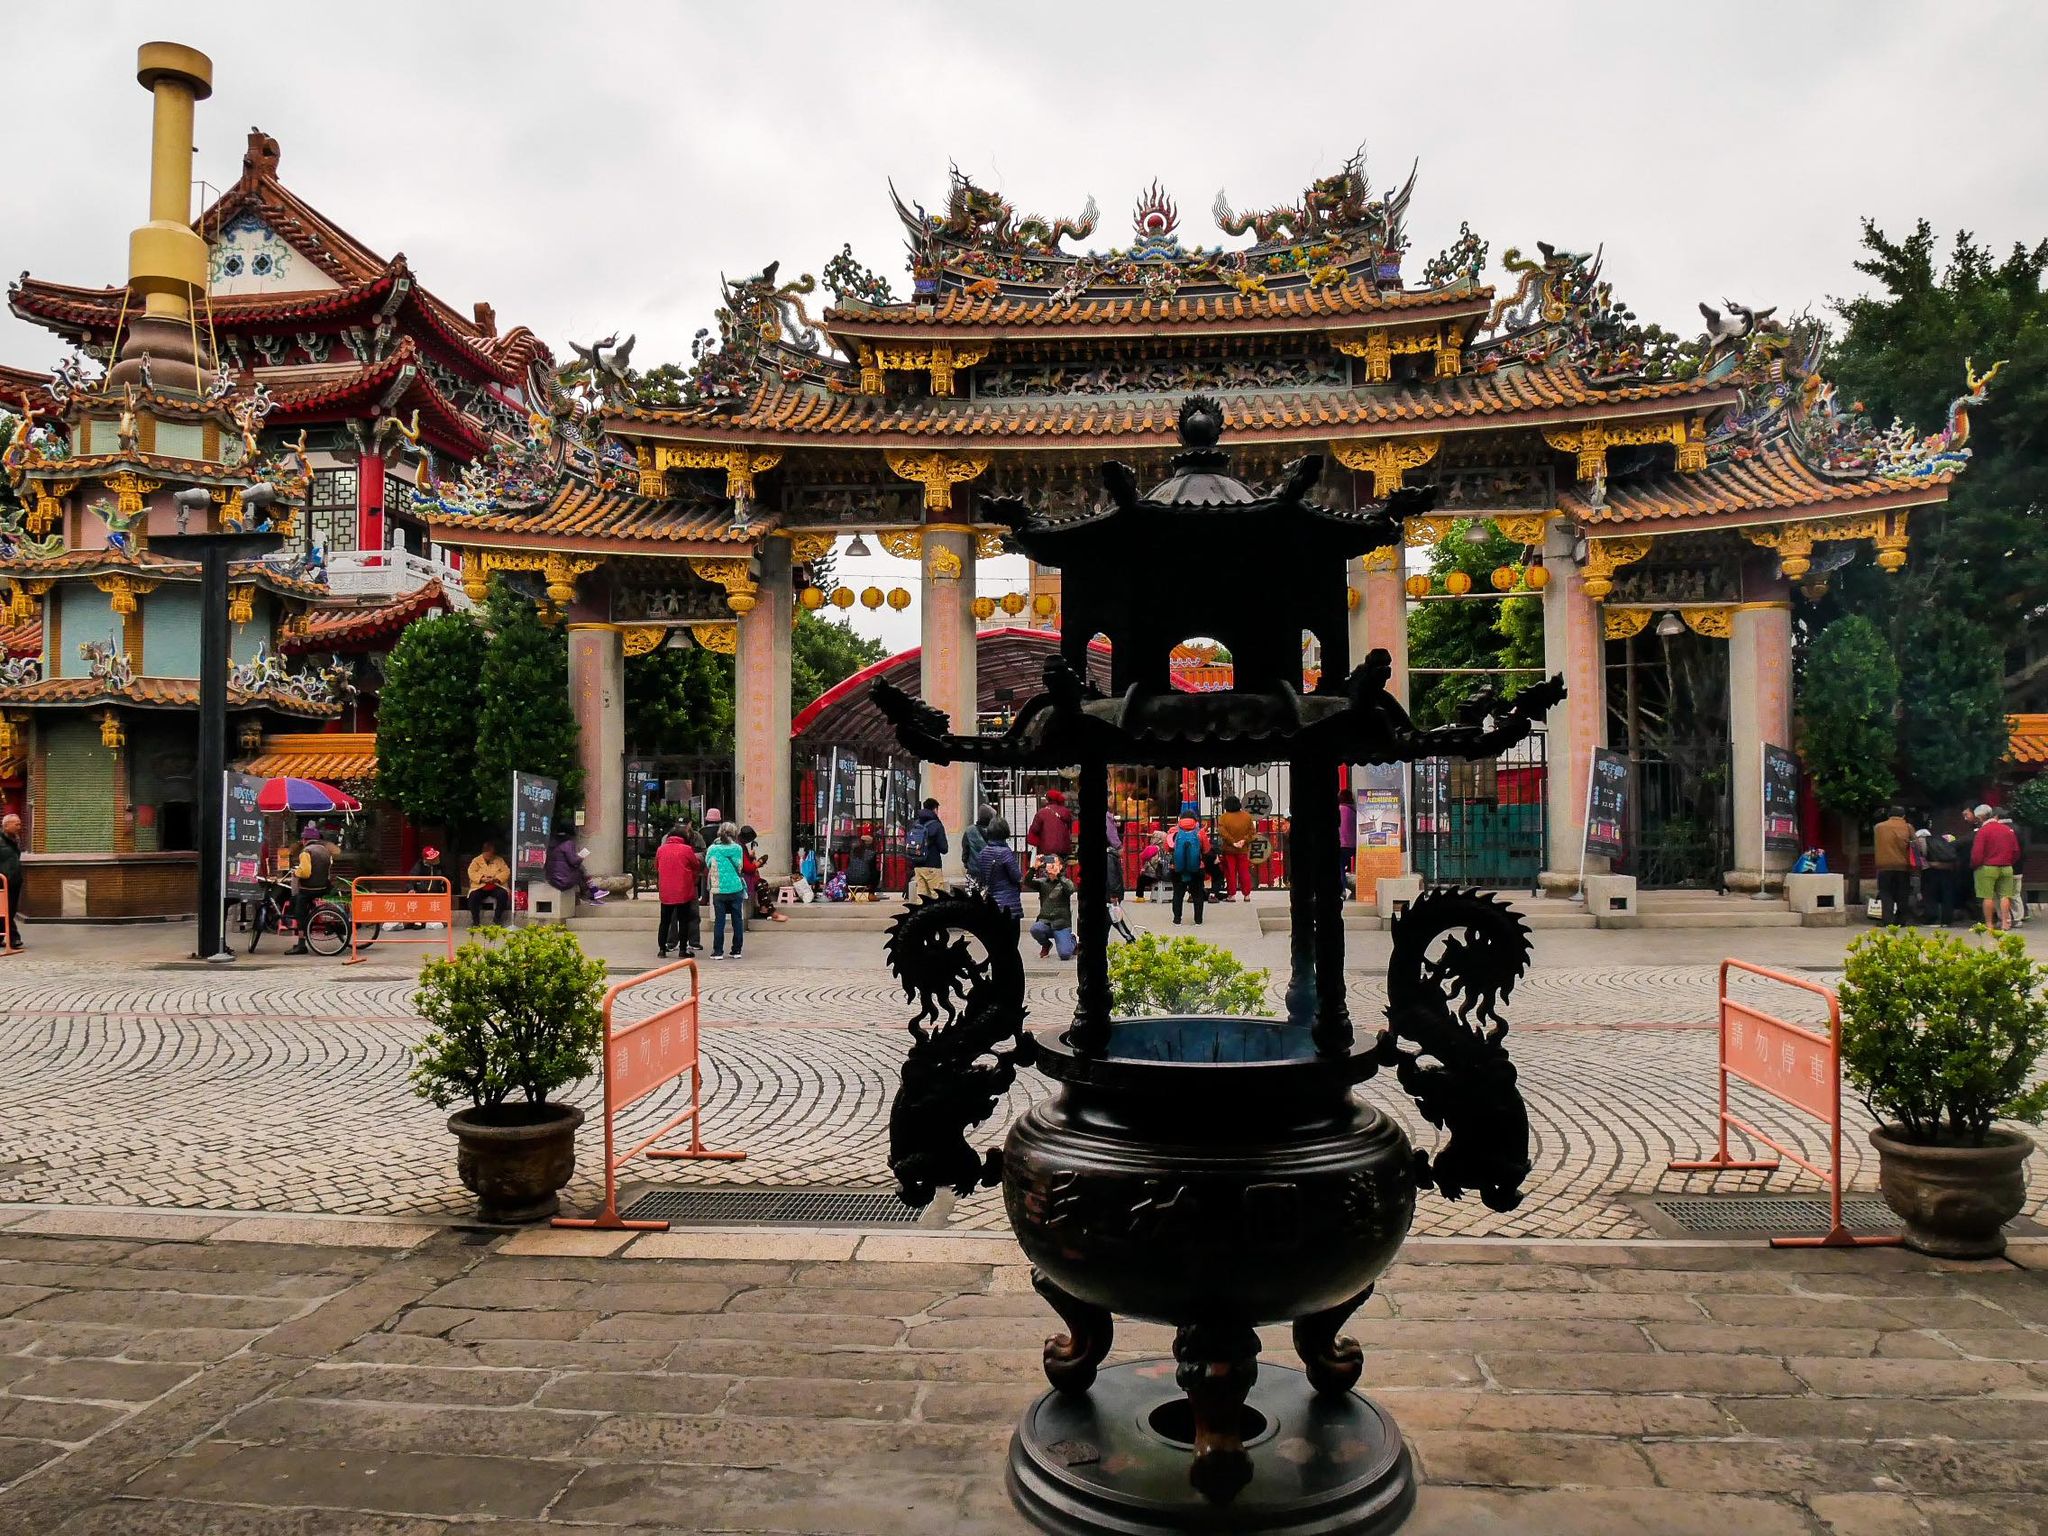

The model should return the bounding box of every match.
[1357,1318,1657,1353]
[530,1371,733,1415]
[1643,1323,1892,1357]
[574,1280,739,1315]
[724,1285,954,1316]
[0,1393,123,1440]
[1641,1438,1908,1493]
[51,1499,454,1535]
[625,1230,859,1261]
[1809,1492,2048,1535]
[18,1291,306,1330]
[2,1322,261,1363]
[1721,1394,2048,1442]
[493,1227,636,1257]
[1784,1356,2036,1396]
[1379,1388,1732,1436]
[1479,1350,1805,1394]
[123,1441,574,1519]
[11,1358,197,1402]
[571,1411,1012,1472]
[274,1365,547,1407]
[446,1310,596,1342]
[552,1459,976,1531]
[1412,1430,1657,1488]
[414,1278,590,1312]
[585,1309,906,1347]
[1937,1328,2048,1361]
[1883,1440,2048,1495]
[1402,1487,1817,1536]
[466,1338,681,1372]
[666,1338,1048,1384]
[724,1375,922,1420]
[915,1381,1038,1424]
[1389,1290,1703,1322]
[0,1432,64,1482]
[221,1398,597,1458]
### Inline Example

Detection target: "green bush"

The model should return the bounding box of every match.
[2009,778,2048,833]
[1108,933,1270,1016]
[1839,927,2048,1144]
[409,925,608,1114]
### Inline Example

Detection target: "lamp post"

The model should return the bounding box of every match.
[156,528,282,961]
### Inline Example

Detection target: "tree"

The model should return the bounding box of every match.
[473,580,583,828]
[1827,221,2048,694]
[792,610,886,711]
[1405,528,1543,728]
[375,611,488,835]
[1895,606,2009,805]
[1802,615,1900,891]
[625,644,735,755]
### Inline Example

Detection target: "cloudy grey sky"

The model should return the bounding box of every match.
[3,0,2042,647]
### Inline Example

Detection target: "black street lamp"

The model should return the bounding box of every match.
[156,527,283,961]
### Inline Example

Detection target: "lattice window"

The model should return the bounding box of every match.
[307,466,359,555]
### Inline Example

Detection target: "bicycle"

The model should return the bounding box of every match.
[245,877,377,956]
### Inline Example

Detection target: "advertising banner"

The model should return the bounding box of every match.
[511,772,558,877]
[1354,762,1407,891]
[1762,744,1801,855]
[222,771,267,899]
[1584,748,1631,861]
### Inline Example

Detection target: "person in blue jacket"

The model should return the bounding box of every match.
[978,816,1024,934]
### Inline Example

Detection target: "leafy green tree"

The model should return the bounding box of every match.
[473,580,583,828]
[625,644,735,754]
[792,610,886,711]
[1895,607,2009,805]
[1801,615,1900,887]
[1108,933,1270,1016]
[409,925,608,1113]
[1828,221,2048,690]
[1405,528,1543,728]
[375,611,488,835]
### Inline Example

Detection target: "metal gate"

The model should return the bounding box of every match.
[1410,732,1547,890]
[793,748,921,894]
[625,755,735,893]
[1629,751,1730,890]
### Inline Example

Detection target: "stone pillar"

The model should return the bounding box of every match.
[1540,526,1606,893]
[1728,597,1794,889]
[566,624,625,876]
[1359,553,1411,880]
[735,538,794,877]
[919,528,978,849]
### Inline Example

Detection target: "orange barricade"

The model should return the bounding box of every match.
[0,875,15,957]
[347,875,455,965]
[554,957,746,1231]
[1669,960,1899,1248]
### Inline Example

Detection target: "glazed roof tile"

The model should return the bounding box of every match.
[0,675,339,716]
[610,363,1730,449]
[0,548,330,597]
[2007,715,2048,766]
[824,282,1491,335]
[284,582,450,652]
[0,362,57,415]
[0,616,41,658]
[265,339,486,458]
[1565,444,1955,526]
[238,731,378,779]
[421,479,764,548]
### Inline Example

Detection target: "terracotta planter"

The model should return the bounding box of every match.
[448,1104,585,1223]
[1868,1125,2034,1259]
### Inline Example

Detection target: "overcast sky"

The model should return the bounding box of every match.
[3,1,2042,649]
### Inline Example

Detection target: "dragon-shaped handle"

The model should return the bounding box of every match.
[884,893,1036,1208]
[1376,888,1535,1213]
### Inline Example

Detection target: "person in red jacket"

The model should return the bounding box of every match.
[1970,803,2022,932]
[655,829,704,957]
[1027,788,1076,859]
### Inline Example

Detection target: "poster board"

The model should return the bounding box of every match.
[1584,748,1631,862]
[511,772,558,879]
[1762,744,1801,855]
[1354,762,1407,892]
[222,771,266,900]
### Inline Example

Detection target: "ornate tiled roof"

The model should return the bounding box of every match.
[0,363,56,416]
[264,338,486,458]
[2008,715,2048,767]
[0,547,330,598]
[419,478,764,549]
[238,730,377,780]
[1565,444,1954,527]
[611,363,1731,450]
[0,616,40,658]
[0,675,340,716]
[824,283,1490,336]
[284,582,451,654]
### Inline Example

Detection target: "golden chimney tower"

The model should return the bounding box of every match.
[108,40,213,395]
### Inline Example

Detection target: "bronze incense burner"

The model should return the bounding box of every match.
[877,397,1558,1534]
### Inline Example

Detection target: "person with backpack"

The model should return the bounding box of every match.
[1027,788,1075,860]
[285,825,335,954]
[1169,805,1209,926]
[978,816,1025,933]
[960,803,995,892]
[908,797,949,900]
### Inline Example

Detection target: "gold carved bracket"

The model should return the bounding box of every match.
[621,625,666,657]
[884,451,990,513]
[227,584,255,626]
[1603,607,1653,641]
[1403,513,1459,548]
[689,556,760,615]
[93,573,161,616]
[1582,535,1652,600]
[648,445,784,501]
[876,529,922,560]
[1743,511,1911,579]
[1332,323,1463,383]
[1330,434,1442,497]
[1683,606,1735,639]
[1490,512,1554,546]
[1362,547,1398,572]
[864,342,990,397]
[782,531,835,565]
[691,621,738,654]
[1544,417,1693,482]
[28,479,76,536]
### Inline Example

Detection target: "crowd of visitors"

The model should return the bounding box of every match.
[1872,803,2028,931]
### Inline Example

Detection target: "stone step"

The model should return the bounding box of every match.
[1256,903,1596,934]
[1627,909,1805,929]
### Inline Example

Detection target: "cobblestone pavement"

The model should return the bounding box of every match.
[0,1216,2044,1533]
[1,953,2043,1240]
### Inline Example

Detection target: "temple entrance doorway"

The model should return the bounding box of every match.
[624,754,735,893]
[1410,733,1548,891]
[1609,627,1732,889]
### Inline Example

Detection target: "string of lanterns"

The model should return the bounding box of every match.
[798,586,1059,621]
[1405,561,1549,599]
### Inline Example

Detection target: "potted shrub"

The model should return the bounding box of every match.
[1840,927,2048,1257]
[1108,933,1271,1016]
[410,924,608,1222]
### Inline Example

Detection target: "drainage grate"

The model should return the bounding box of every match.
[618,1187,928,1227]
[1649,1194,1896,1235]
